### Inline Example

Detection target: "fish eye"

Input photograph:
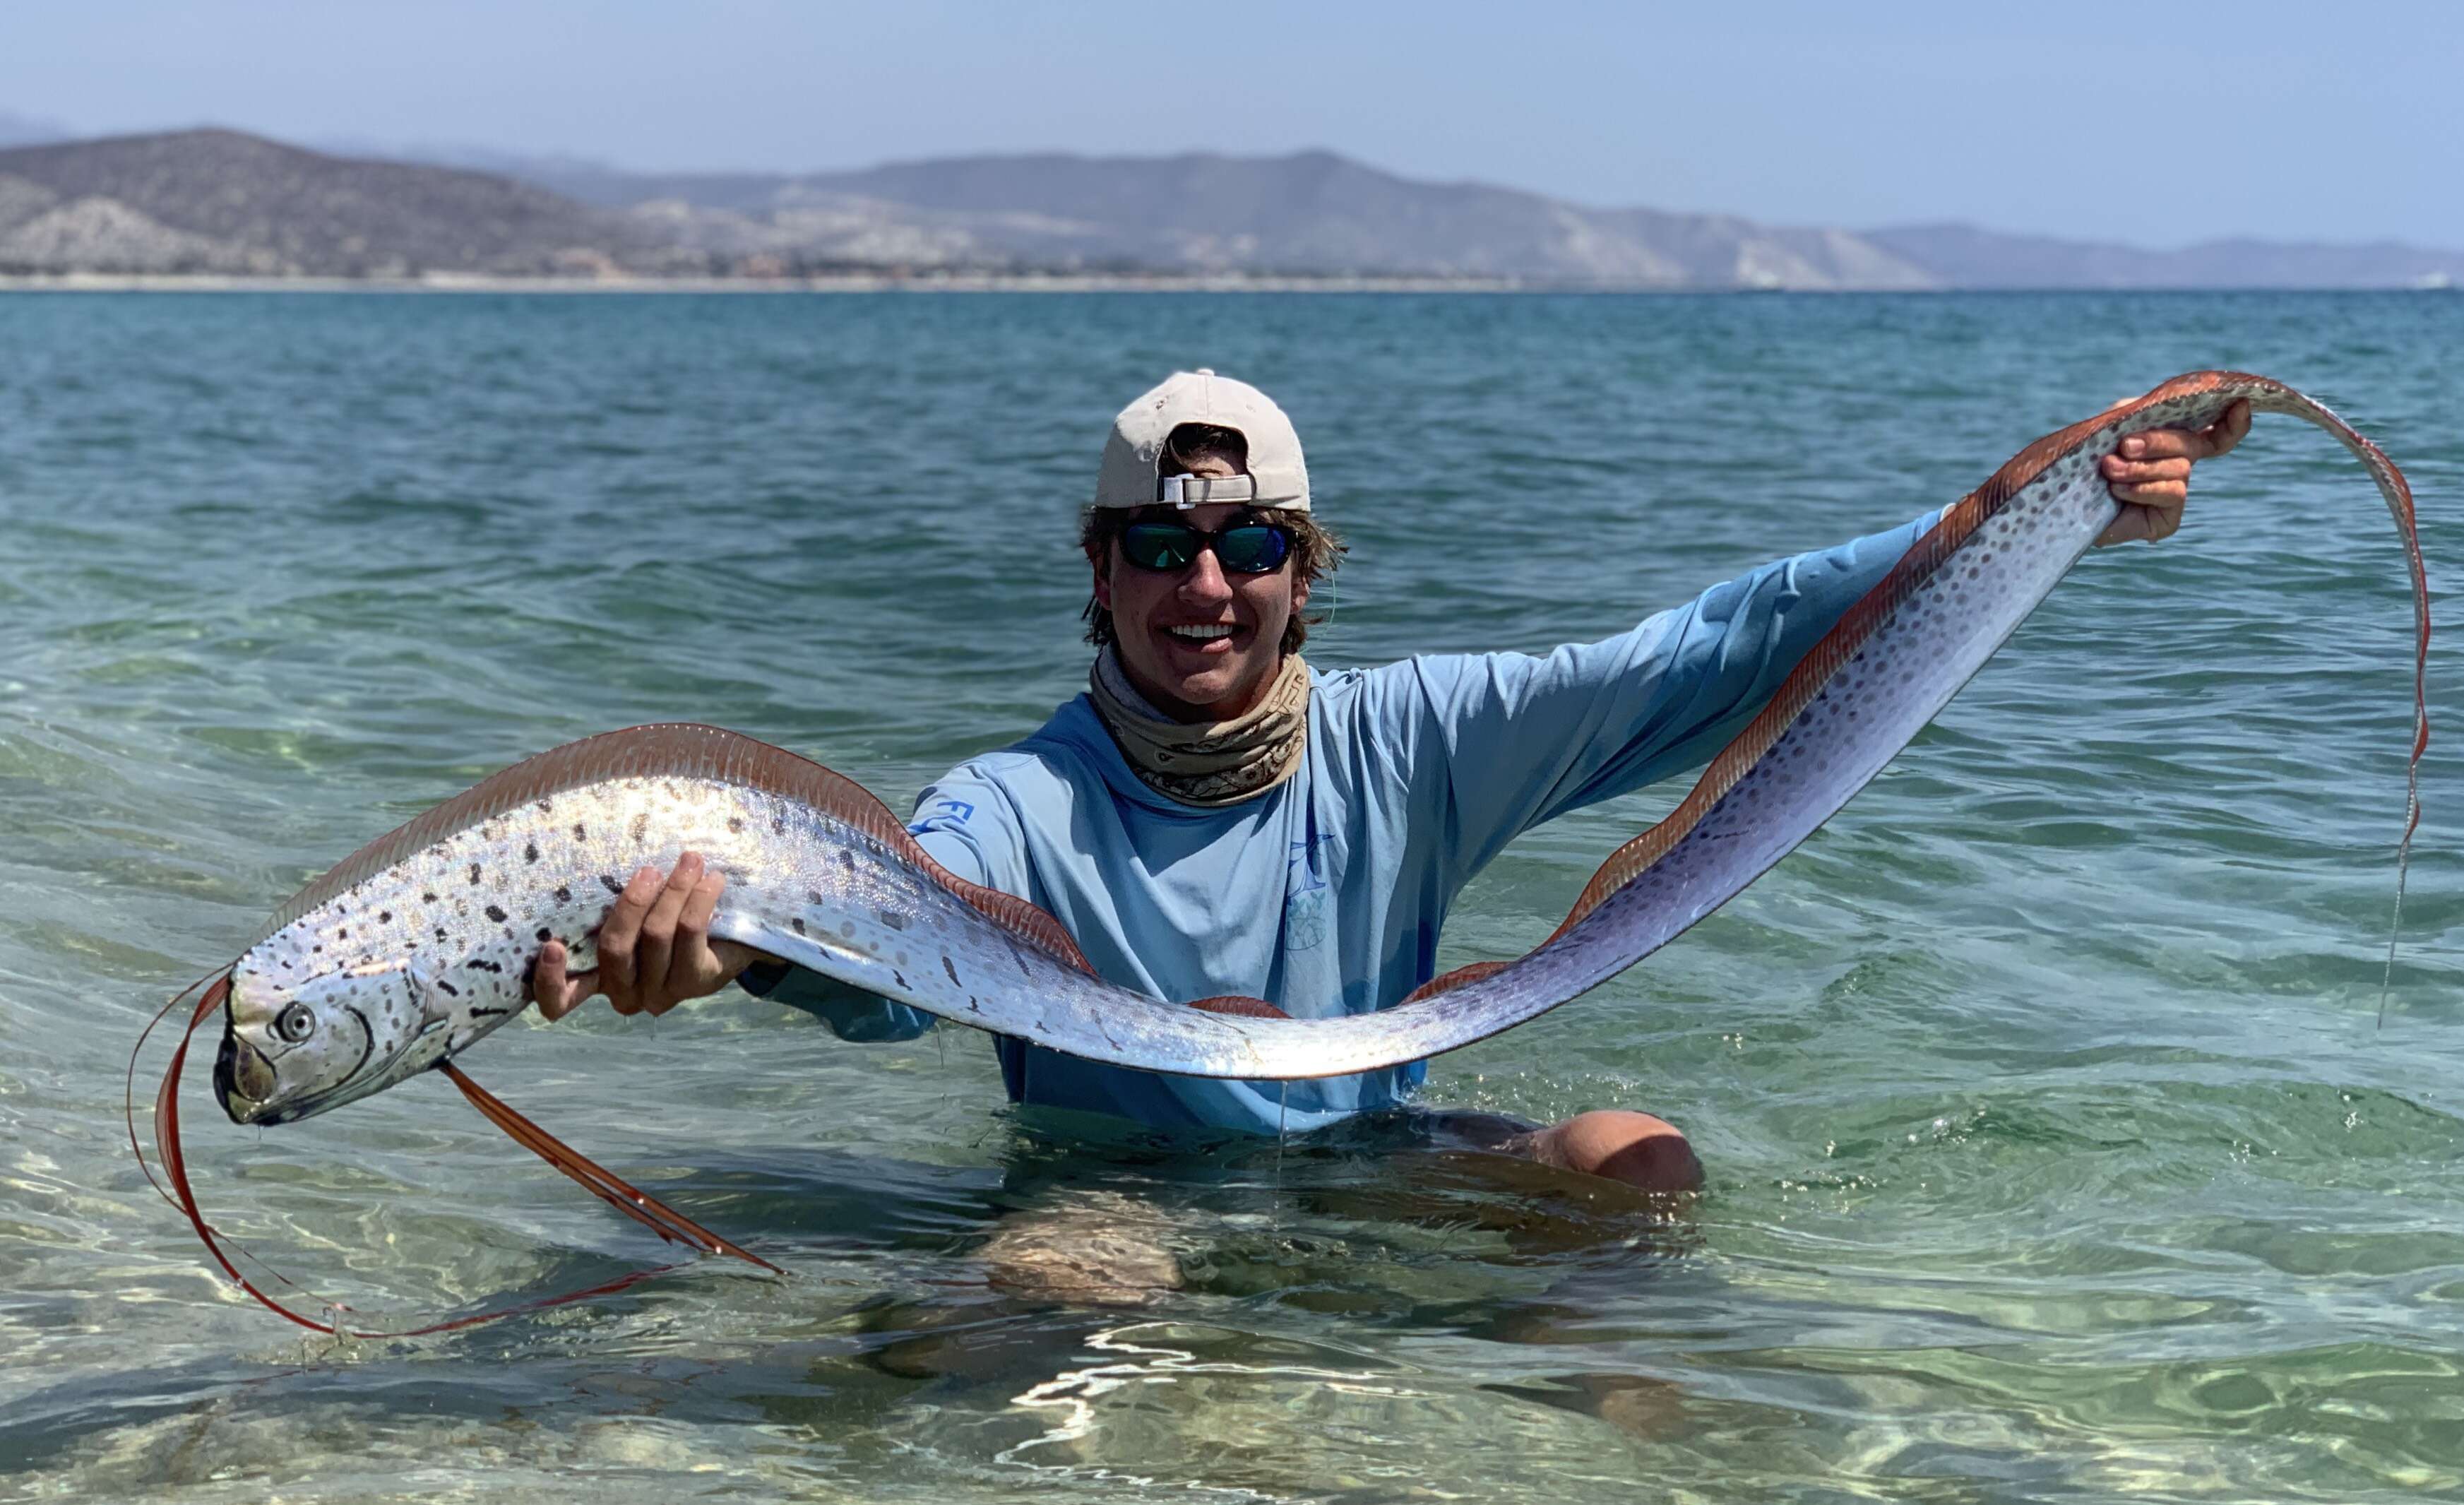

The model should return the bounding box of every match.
[275,1002,316,1044]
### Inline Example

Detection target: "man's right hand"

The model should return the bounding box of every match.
[530,851,774,1021]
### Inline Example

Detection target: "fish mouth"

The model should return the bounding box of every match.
[214,1025,281,1124]
[213,1003,379,1127]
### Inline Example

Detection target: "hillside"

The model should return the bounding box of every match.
[4,128,2457,289]
[548,148,1940,288]
[1866,222,2464,290]
[0,129,656,276]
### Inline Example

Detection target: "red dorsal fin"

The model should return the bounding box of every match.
[923,866,1097,975]
[1184,994,1292,1020]
[257,723,1097,975]
[1398,960,1511,1006]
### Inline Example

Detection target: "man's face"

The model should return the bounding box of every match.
[1094,501,1309,722]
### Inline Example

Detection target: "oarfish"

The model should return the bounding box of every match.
[205,370,2427,1124]
[141,370,2426,1329]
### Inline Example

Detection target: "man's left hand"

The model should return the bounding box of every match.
[2095,398,2251,546]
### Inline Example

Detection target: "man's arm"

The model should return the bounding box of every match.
[1413,510,1941,884]
[1413,400,2249,883]
[739,958,936,1040]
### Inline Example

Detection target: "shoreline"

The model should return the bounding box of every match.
[0,270,1540,295]
[0,273,2448,295]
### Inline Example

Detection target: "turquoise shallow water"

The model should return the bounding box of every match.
[1,290,2459,1502]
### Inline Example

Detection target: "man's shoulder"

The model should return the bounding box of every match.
[1307,650,1506,725]
[921,696,1113,803]
[1307,656,1434,710]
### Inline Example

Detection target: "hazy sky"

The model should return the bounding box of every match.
[2,1,2456,246]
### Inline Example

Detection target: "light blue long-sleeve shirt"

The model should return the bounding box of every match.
[747,512,1937,1135]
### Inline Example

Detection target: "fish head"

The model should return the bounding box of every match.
[216,952,449,1125]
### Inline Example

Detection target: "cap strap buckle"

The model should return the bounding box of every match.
[1157,474,1259,510]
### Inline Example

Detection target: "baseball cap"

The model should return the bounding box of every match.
[1093,369,1311,513]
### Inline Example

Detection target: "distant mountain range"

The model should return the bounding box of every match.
[1864,223,2463,292]
[0,130,656,277]
[1,127,2456,290]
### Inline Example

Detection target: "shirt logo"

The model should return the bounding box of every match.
[910,798,976,835]
[1284,833,1331,952]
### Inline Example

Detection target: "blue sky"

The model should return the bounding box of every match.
[1,1,2455,246]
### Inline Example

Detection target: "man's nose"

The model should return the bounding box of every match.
[1177,548,1233,600]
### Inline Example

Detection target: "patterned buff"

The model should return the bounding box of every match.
[1088,647,1310,807]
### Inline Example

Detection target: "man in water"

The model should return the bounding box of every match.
[530,371,2247,1193]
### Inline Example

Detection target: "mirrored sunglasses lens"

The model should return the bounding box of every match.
[1216,526,1291,573]
[1122,523,1198,571]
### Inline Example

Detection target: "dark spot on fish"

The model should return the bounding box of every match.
[436,925,449,941]
[536,799,554,814]
[601,874,624,895]
[436,979,460,997]
[893,970,908,991]
[773,817,787,835]
[790,917,807,934]
[468,863,483,885]
[312,944,323,953]
[546,884,569,904]
[524,841,540,864]
[470,1005,512,1018]
[573,822,587,841]
[422,891,438,904]
[878,910,908,932]
[943,956,962,987]
[466,958,504,975]
[335,927,347,939]
[727,816,744,833]
[485,904,508,923]
[838,851,857,872]
[630,813,649,843]
[536,927,553,942]
[378,911,392,924]
[807,890,826,905]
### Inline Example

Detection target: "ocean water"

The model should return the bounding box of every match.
[0,289,2458,1504]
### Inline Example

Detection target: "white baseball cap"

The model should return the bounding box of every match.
[1093,369,1311,513]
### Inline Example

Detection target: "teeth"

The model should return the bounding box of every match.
[1169,625,1235,641]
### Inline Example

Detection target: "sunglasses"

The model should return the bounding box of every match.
[1118,520,1295,575]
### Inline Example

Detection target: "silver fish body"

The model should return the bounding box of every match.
[215,372,2428,1128]
[218,769,1203,1123]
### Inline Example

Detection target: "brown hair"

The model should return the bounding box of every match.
[1080,423,1345,655]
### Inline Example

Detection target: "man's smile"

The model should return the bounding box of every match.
[1164,622,1242,652]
